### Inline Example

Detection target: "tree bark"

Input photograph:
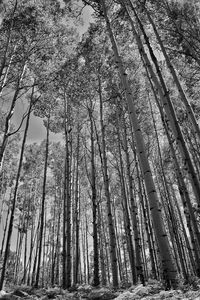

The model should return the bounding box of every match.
[0,88,33,290]
[101,0,177,287]
[63,91,72,289]
[34,113,50,287]
[98,71,119,288]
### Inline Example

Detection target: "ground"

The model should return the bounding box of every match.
[1,281,200,300]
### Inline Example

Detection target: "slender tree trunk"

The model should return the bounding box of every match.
[120,108,144,283]
[142,3,200,141]
[55,189,62,286]
[100,0,177,287]
[126,2,200,208]
[73,122,80,286]
[63,92,72,289]
[98,201,107,286]
[98,71,119,288]
[147,72,200,265]
[88,108,100,287]
[34,113,50,287]
[0,91,33,290]
[0,45,17,97]
[42,206,47,287]
[116,122,137,284]
[112,199,123,282]
[85,214,90,284]
[0,206,10,257]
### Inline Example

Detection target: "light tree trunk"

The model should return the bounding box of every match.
[140,2,200,141]
[98,71,119,288]
[73,122,80,285]
[63,91,72,289]
[85,214,90,284]
[100,0,177,287]
[0,90,33,290]
[115,121,137,284]
[88,107,100,287]
[146,70,200,272]
[0,205,10,257]
[34,113,50,287]
[0,45,17,97]
[126,2,200,207]
[98,200,107,285]
[120,108,144,283]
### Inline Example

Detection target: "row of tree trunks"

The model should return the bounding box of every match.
[0,86,34,289]
[100,0,178,288]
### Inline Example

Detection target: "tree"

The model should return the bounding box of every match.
[99,0,178,287]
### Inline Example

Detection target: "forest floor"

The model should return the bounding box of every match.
[1,281,200,300]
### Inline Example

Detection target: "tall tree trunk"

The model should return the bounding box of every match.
[0,91,33,290]
[34,113,50,287]
[0,205,10,257]
[63,92,72,289]
[98,72,119,288]
[120,108,144,283]
[126,2,200,207]
[88,108,100,287]
[98,200,107,286]
[115,121,137,284]
[73,122,80,286]
[142,3,200,140]
[146,71,200,268]
[0,45,17,97]
[100,0,178,287]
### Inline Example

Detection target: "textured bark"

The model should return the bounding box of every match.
[101,0,177,287]
[35,114,50,287]
[88,108,100,287]
[133,144,158,280]
[98,206,107,286]
[0,92,33,289]
[0,205,10,257]
[73,123,80,285]
[126,2,200,208]
[143,4,200,141]
[63,93,72,289]
[98,202,111,285]
[116,116,137,284]
[98,72,119,288]
[0,45,16,97]
[121,110,144,283]
[147,70,200,266]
